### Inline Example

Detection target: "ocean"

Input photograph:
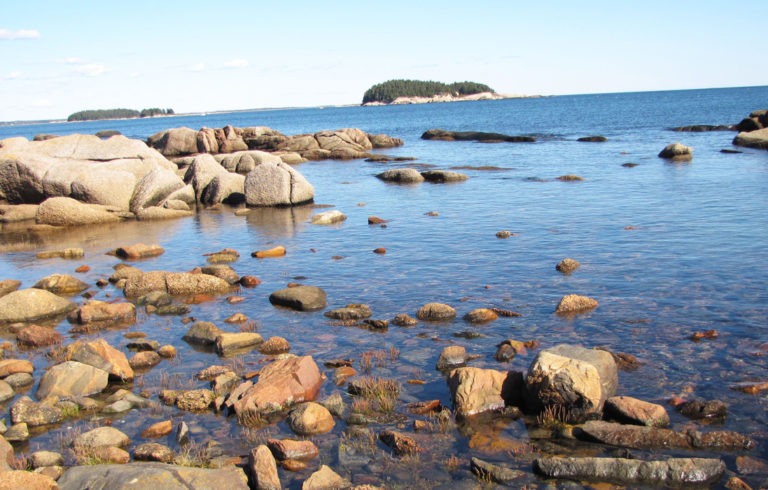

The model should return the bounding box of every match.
[1,86,767,487]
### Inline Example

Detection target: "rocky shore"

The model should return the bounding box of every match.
[362,92,539,106]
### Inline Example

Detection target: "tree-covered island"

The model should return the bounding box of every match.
[67,107,174,122]
[362,79,495,104]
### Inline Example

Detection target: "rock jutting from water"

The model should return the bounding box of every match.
[421,129,536,143]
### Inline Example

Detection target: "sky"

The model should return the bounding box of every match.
[1,0,767,122]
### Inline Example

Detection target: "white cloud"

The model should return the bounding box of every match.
[0,29,41,40]
[73,64,106,77]
[4,71,21,80]
[223,58,249,69]
[186,63,205,72]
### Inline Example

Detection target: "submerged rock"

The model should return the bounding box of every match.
[471,457,524,484]
[579,420,754,450]
[421,170,469,182]
[311,210,346,225]
[534,457,726,487]
[556,258,581,274]
[57,462,249,489]
[421,129,535,143]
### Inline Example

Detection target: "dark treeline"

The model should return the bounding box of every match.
[67,108,174,122]
[362,79,494,104]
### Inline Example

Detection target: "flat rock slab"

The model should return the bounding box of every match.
[57,462,248,490]
[580,420,755,451]
[234,356,322,416]
[534,457,725,487]
[269,285,327,311]
[733,127,768,149]
[37,361,109,398]
[0,288,77,323]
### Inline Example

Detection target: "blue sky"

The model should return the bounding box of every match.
[1,0,766,121]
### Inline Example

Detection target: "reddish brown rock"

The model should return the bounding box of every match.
[368,216,388,224]
[0,470,57,489]
[266,439,319,461]
[66,339,134,381]
[604,396,670,427]
[234,356,323,417]
[464,308,497,324]
[372,248,386,254]
[115,243,165,259]
[75,265,91,273]
[239,276,261,287]
[302,465,350,490]
[0,359,34,377]
[141,420,173,438]
[333,366,357,385]
[129,351,161,370]
[580,420,754,450]
[16,324,62,348]
[379,430,422,456]
[249,445,281,490]
[69,300,136,324]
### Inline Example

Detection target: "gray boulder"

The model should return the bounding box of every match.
[0,288,77,323]
[147,127,200,156]
[216,150,281,173]
[376,168,424,184]
[269,285,327,311]
[244,161,314,206]
[733,127,768,149]
[57,462,249,490]
[421,170,469,182]
[534,457,726,487]
[184,154,229,202]
[36,197,125,226]
[200,172,245,206]
[658,142,693,161]
[130,167,186,212]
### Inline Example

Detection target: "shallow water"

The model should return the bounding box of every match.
[1,86,767,488]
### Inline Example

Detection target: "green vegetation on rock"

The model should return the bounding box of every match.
[362,79,494,104]
[67,108,174,122]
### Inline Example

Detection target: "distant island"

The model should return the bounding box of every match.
[67,107,175,122]
[361,79,538,106]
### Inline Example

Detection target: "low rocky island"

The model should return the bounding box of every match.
[361,79,537,106]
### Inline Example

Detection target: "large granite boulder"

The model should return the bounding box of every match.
[183,154,230,202]
[65,339,134,381]
[447,367,523,416]
[123,271,231,298]
[58,462,249,490]
[130,167,186,212]
[733,127,768,150]
[200,172,245,206]
[36,196,125,226]
[0,288,77,323]
[244,162,314,206]
[37,361,109,398]
[269,285,327,311]
[216,150,281,173]
[233,356,322,417]
[376,168,424,184]
[526,344,617,421]
[146,127,200,156]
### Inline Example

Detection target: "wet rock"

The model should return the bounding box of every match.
[577,135,607,142]
[4,422,29,441]
[736,455,768,475]
[368,216,388,224]
[31,274,88,295]
[269,285,327,311]
[604,396,669,427]
[0,204,39,223]
[73,426,130,451]
[416,302,456,321]
[463,308,497,324]
[556,258,581,274]
[658,142,693,161]
[4,372,33,389]
[267,438,319,461]
[69,300,136,325]
[259,337,290,355]
[134,442,174,463]
[212,372,240,395]
[124,270,231,297]
[175,422,189,446]
[234,356,322,417]
[37,361,108,398]
[495,340,524,362]
[725,476,752,489]
[239,276,260,288]
[557,174,584,181]
[36,248,85,260]
[154,304,191,316]
[141,420,173,439]
[110,265,144,285]
[15,324,62,348]
[689,329,718,341]
[36,197,125,226]
[224,313,248,323]
[375,168,425,184]
[10,396,62,426]
[115,243,165,260]
[678,399,727,421]
[126,339,160,351]
[302,465,350,490]
[197,365,232,381]
[448,367,523,416]
[252,246,286,258]
[320,393,345,418]
[372,247,386,254]
[534,456,726,486]
[183,321,224,345]
[201,264,239,285]
[215,332,264,355]
[30,450,64,469]
[128,351,161,370]
[173,389,216,411]
[0,435,12,470]
[311,210,346,225]
[379,430,421,456]
[495,230,512,238]
[421,170,469,182]
[57,462,249,489]
[579,420,754,450]
[249,445,281,490]
[0,359,34,377]
[392,313,418,326]
[360,319,388,330]
[325,305,372,321]
[157,345,177,358]
[65,339,133,381]
[526,344,617,421]
[287,402,335,435]
[436,346,469,370]
[555,294,598,314]
[471,457,524,483]
[0,288,77,323]
[733,127,768,150]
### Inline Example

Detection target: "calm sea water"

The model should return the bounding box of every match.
[1,86,767,488]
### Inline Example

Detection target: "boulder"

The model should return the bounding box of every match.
[259,336,290,355]
[0,380,13,403]
[182,321,224,345]
[200,265,240,285]
[301,465,350,490]
[555,294,598,314]
[464,308,498,324]
[678,399,728,420]
[447,367,523,416]
[0,435,12,471]
[416,302,456,321]
[266,439,319,461]
[249,445,281,490]
[421,170,469,182]
[369,133,404,148]
[129,351,161,370]
[73,426,129,451]
[65,339,134,381]
[471,457,525,484]
[0,204,39,222]
[36,248,84,259]
[375,168,424,184]
[324,305,372,320]
[57,462,249,489]
[0,280,21,298]
[0,288,77,323]
[577,136,607,142]
[534,457,726,487]
[10,396,63,426]
[436,346,469,370]
[0,359,34,377]
[579,420,754,450]
[123,271,231,298]
[526,344,617,421]
[68,301,136,326]
[36,197,124,226]
[234,356,323,416]
[311,210,346,225]
[421,129,535,142]
[183,154,229,202]
[0,471,57,489]
[129,167,185,212]
[215,332,264,355]
[658,142,693,161]
[134,442,174,463]
[269,285,327,311]
[147,127,200,156]
[244,161,314,206]
[733,127,768,149]
[15,324,62,348]
[29,451,64,469]
[37,361,109,398]
[136,206,193,220]
[32,273,89,295]
[217,150,281,173]
[287,402,335,435]
[604,396,669,427]
[556,258,581,274]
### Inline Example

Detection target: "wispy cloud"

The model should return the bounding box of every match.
[73,64,106,77]
[4,71,21,80]
[0,29,41,40]
[186,63,205,72]
[223,58,249,69]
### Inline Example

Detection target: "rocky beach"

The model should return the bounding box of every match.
[0,88,767,489]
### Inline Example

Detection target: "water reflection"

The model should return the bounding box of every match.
[244,205,313,238]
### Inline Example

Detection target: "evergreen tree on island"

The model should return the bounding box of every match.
[362,79,494,104]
